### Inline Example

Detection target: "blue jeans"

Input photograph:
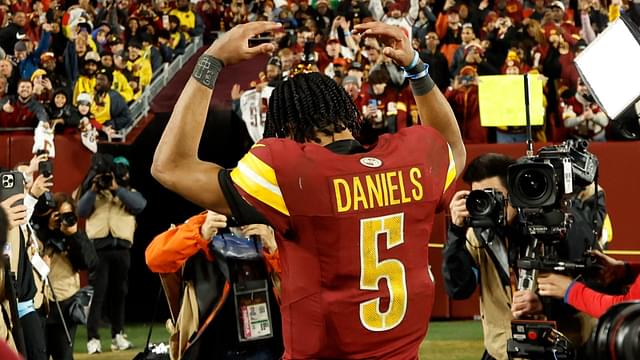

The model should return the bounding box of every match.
[496,130,529,144]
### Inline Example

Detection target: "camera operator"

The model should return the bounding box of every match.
[538,251,640,319]
[33,193,97,360]
[77,155,146,354]
[442,153,609,360]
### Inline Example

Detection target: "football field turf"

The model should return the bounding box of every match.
[73,320,485,360]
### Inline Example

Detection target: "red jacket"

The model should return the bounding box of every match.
[566,262,640,318]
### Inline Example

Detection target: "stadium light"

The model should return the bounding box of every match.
[575,15,640,120]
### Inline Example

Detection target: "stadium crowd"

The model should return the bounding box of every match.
[0,0,639,144]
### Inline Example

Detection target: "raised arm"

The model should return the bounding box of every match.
[151,22,281,213]
[355,22,466,176]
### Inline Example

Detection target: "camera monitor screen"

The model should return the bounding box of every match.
[575,15,640,120]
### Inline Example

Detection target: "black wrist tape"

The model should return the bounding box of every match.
[192,55,224,89]
[410,74,436,96]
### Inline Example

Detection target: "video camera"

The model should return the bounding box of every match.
[506,140,600,272]
[506,140,601,360]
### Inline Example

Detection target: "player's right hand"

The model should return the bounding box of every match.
[449,190,470,227]
[205,21,282,66]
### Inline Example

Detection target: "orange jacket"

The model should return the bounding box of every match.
[145,212,281,275]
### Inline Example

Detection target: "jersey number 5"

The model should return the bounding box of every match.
[359,213,407,332]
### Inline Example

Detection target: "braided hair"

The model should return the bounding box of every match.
[264,72,361,143]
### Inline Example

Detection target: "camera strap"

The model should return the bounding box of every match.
[475,228,511,287]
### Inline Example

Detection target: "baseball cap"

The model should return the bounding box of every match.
[30,69,47,81]
[550,0,565,11]
[76,92,93,105]
[85,51,101,63]
[14,41,27,52]
[40,52,55,63]
[349,61,363,71]
[342,76,359,86]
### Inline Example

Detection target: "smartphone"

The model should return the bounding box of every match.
[38,160,53,178]
[162,15,170,29]
[249,37,273,47]
[0,172,25,206]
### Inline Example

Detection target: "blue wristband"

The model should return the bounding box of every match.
[404,64,430,80]
[402,50,420,72]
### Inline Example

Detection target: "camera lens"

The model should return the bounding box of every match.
[466,191,494,217]
[517,169,548,200]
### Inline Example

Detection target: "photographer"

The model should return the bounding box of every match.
[442,153,608,360]
[77,155,146,354]
[33,193,97,360]
[145,211,283,359]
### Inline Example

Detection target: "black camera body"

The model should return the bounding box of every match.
[57,212,78,228]
[95,173,113,190]
[508,139,598,210]
[465,188,506,228]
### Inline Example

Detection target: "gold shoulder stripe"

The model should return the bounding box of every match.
[230,153,289,216]
[443,143,456,193]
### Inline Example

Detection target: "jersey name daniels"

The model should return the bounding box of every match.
[331,166,424,213]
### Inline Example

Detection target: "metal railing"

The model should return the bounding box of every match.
[111,35,204,142]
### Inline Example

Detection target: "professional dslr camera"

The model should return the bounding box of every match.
[48,212,78,252]
[465,189,506,228]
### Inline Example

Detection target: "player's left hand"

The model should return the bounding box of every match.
[205,21,282,65]
[353,22,413,68]
[511,290,544,319]
[538,273,573,299]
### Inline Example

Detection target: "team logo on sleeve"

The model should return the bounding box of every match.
[360,157,383,168]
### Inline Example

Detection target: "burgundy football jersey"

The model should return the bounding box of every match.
[230,126,456,359]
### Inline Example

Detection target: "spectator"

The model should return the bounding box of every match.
[445,66,487,144]
[0,79,48,129]
[30,69,53,105]
[101,53,113,70]
[562,77,609,141]
[370,0,419,42]
[419,32,450,91]
[112,50,136,103]
[450,23,476,77]
[362,67,408,135]
[313,0,335,34]
[15,24,52,80]
[0,59,18,95]
[0,11,27,54]
[170,0,197,34]
[140,32,163,73]
[72,51,101,106]
[168,15,187,55]
[77,154,146,355]
[342,75,365,111]
[126,40,152,97]
[40,52,68,90]
[91,68,132,135]
[48,89,74,131]
[278,47,295,77]
[265,56,283,85]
